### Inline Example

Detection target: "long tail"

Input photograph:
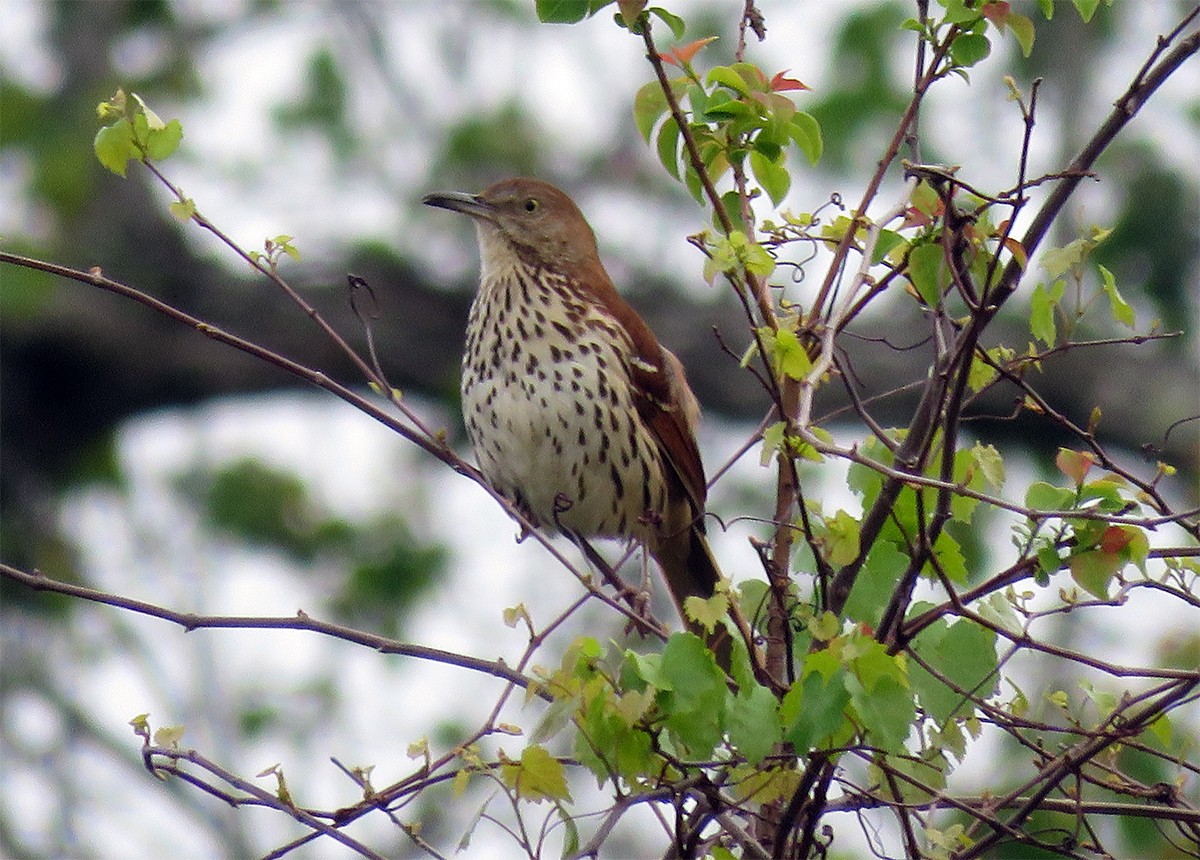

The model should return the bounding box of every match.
[652,523,735,670]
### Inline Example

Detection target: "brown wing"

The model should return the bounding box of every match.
[626,342,708,519]
[585,262,708,515]
[646,347,707,510]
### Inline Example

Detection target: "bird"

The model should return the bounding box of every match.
[423,177,735,661]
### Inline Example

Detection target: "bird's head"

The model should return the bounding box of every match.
[423,177,602,275]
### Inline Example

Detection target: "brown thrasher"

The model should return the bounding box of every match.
[423,177,732,657]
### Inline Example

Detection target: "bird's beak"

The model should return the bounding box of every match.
[421,190,494,220]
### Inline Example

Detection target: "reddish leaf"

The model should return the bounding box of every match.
[982,2,1010,27]
[660,36,718,68]
[770,69,810,92]
[910,181,943,219]
[901,206,933,229]
[1068,550,1120,599]
[1002,236,1028,269]
[1055,448,1096,488]
[1100,526,1133,555]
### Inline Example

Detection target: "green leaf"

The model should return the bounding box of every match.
[659,633,727,755]
[794,425,831,463]
[1029,281,1061,347]
[713,231,775,279]
[1040,228,1110,277]
[1072,0,1102,23]
[685,82,710,119]
[760,420,786,466]
[731,62,769,93]
[531,695,576,745]
[719,190,749,236]
[850,637,907,691]
[130,110,152,147]
[1068,549,1120,599]
[726,630,759,694]
[1037,545,1063,577]
[911,181,940,218]
[924,821,971,855]
[844,542,906,629]
[1079,679,1119,717]
[648,6,686,39]
[781,662,851,751]
[1126,527,1150,573]
[1040,243,1082,277]
[973,442,1005,490]
[849,675,914,753]
[823,509,861,567]
[939,0,980,25]
[1098,265,1135,328]
[771,329,811,380]
[950,33,991,68]
[727,684,781,765]
[144,118,183,161]
[976,592,1022,635]
[1148,713,1173,747]
[683,590,727,633]
[655,115,681,179]
[729,767,802,806]
[872,229,906,265]
[168,198,197,222]
[788,111,822,165]
[877,752,948,802]
[966,353,998,393]
[737,579,770,632]
[1024,481,1072,512]
[573,683,655,782]
[758,92,796,127]
[704,92,755,120]
[743,238,775,277]
[1008,13,1036,57]
[153,724,185,749]
[1077,478,1129,512]
[94,121,136,177]
[272,234,301,261]
[807,610,840,643]
[930,530,967,583]
[907,242,946,306]
[949,447,982,524]
[633,79,670,142]
[559,807,580,859]
[536,0,591,24]
[502,745,572,802]
[749,149,791,206]
[1037,0,1054,19]
[910,618,998,725]
[847,436,892,504]
[707,65,751,97]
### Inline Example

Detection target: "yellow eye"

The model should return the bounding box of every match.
[524,198,539,213]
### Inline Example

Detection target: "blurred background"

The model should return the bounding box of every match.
[2,1,1198,857]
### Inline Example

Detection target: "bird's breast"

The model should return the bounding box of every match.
[461,266,668,540]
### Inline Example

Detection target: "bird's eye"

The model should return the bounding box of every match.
[524,198,539,213]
